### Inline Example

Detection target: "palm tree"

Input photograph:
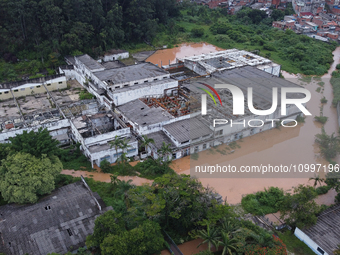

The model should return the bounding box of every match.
[109,135,122,162]
[117,152,129,164]
[114,179,134,198]
[110,174,122,191]
[220,220,236,234]
[119,137,131,154]
[309,174,324,188]
[140,135,155,155]
[218,232,239,255]
[196,223,220,252]
[158,142,173,162]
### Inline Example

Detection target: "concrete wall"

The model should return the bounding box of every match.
[0,76,67,100]
[84,128,130,146]
[101,52,129,62]
[108,73,171,90]
[0,119,70,143]
[88,139,138,167]
[131,114,191,136]
[59,67,76,80]
[110,79,178,106]
[294,228,329,255]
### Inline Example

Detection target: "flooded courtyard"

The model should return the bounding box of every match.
[146,42,223,67]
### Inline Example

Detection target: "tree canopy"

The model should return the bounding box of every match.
[86,210,163,255]
[0,0,179,58]
[0,152,62,203]
[9,127,60,159]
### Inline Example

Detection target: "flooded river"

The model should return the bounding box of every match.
[146,42,223,67]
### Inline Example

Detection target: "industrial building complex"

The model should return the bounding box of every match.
[0,49,305,167]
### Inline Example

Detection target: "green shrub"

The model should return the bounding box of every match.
[321,97,328,104]
[79,89,94,100]
[241,187,285,215]
[314,116,328,124]
[296,115,305,123]
[100,159,112,173]
[336,64,340,70]
[134,158,174,179]
[316,87,321,93]
[315,185,331,195]
[191,27,204,37]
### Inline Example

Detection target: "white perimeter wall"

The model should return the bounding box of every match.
[294,227,329,255]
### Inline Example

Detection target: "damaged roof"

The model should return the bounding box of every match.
[0,181,111,255]
[118,99,174,126]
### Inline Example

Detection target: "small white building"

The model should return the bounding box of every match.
[99,49,129,62]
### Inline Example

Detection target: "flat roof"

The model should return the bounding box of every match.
[87,136,136,153]
[76,54,104,71]
[112,78,177,93]
[93,62,169,84]
[300,204,340,254]
[101,61,125,69]
[163,117,212,143]
[146,131,176,150]
[118,99,174,126]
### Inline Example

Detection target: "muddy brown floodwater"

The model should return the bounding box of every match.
[61,170,152,186]
[171,46,340,205]
[146,42,223,67]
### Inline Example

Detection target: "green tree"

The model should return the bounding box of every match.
[100,220,164,255]
[86,210,125,249]
[218,232,239,255]
[100,159,112,173]
[9,128,59,159]
[158,142,172,162]
[315,129,340,159]
[119,137,131,154]
[271,9,284,21]
[140,134,155,154]
[191,27,205,37]
[109,135,122,161]
[280,185,320,228]
[309,174,324,188]
[0,152,62,203]
[196,222,220,251]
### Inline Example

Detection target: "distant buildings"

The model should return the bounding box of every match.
[0,179,112,255]
[272,10,340,42]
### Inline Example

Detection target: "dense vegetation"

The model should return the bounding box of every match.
[167,4,336,75]
[83,174,288,255]
[0,128,63,203]
[241,187,285,215]
[0,1,337,82]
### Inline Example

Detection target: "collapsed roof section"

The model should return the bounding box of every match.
[178,49,280,76]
